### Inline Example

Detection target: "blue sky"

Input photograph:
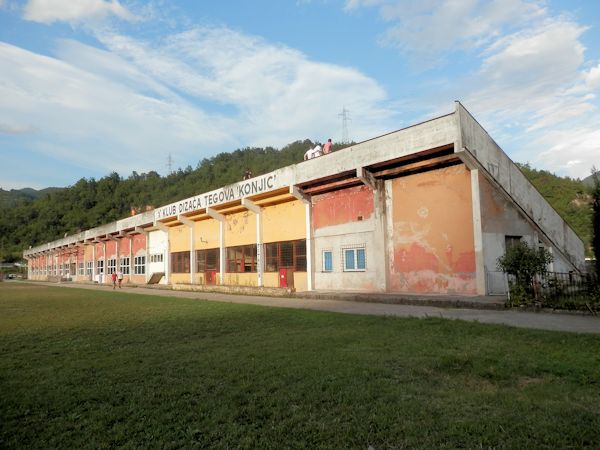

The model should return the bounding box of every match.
[0,0,599,190]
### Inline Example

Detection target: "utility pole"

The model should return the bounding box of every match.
[167,153,173,175]
[338,107,351,144]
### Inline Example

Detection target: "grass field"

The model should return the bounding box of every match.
[1,283,599,449]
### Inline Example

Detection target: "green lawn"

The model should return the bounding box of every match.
[1,283,599,449]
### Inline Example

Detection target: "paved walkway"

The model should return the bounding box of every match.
[21,281,600,334]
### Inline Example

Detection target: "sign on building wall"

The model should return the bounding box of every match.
[154,173,287,221]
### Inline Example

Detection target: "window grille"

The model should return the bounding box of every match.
[134,256,145,275]
[342,246,366,272]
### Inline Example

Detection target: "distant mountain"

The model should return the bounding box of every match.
[582,173,598,188]
[0,187,63,208]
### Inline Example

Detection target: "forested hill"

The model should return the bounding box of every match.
[0,139,329,261]
[516,163,593,254]
[0,187,62,208]
[0,142,594,261]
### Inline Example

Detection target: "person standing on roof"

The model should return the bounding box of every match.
[323,138,333,154]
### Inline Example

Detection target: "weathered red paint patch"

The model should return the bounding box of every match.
[313,185,374,229]
[131,234,146,254]
[452,251,476,272]
[394,243,439,272]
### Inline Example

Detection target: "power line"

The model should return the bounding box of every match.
[167,153,173,175]
[338,107,351,144]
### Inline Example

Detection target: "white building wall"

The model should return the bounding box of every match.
[148,230,167,284]
[313,220,383,292]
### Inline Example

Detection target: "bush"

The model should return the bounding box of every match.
[497,242,553,306]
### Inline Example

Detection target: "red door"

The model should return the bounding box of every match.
[205,270,217,285]
[279,268,294,288]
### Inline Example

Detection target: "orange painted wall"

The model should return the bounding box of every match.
[262,200,305,243]
[390,164,476,294]
[312,185,374,229]
[131,234,146,255]
[106,241,117,259]
[77,247,84,263]
[95,242,104,259]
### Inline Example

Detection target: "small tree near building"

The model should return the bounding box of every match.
[497,241,553,305]
[591,168,600,276]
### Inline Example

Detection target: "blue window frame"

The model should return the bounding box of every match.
[323,250,333,272]
[343,247,366,272]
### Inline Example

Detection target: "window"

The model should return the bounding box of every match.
[107,258,117,274]
[196,248,220,272]
[78,263,84,275]
[97,260,104,274]
[322,250,333,272]
[264,240,307,272]
[86,261,93,276]
[505,235,522,251]
[171,251,190,273]
[343,246,366,272]
[134,256,145,275]
[150,253,163,263]
[120,257,130,275]
[226,245,257,273]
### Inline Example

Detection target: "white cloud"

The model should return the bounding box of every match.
[533,124,600,179]
[347,0,546,65]
[0,41,234,176]
[344,1,599,178]
[0,27,392,185]
[94,26,392,144]
[23,0,135,24]
[584,64,600,90]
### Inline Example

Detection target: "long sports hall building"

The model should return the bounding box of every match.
[24,103,585,296]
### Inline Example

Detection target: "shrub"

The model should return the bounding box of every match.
[497,241,553,306]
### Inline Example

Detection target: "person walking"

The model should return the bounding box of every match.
[111,271,117,290]
[117,270,123,288]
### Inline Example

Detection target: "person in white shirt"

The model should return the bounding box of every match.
[313,143,323,157]
[303,143,323,160]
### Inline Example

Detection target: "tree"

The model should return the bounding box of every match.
[497,241,553,305]
[497,241,553,284]
[592,168,600,275]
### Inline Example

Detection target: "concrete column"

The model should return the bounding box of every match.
[242,199,263,287]
[178,215,196,285]
[471,169,486,295]
[92,244,96,281]
[290,186,313,291]
[373,179,389,292]
[153,221,170,285]
[206,208,226,285]
[129,236,133,281]
[103,242,107,283]
[135,226,148,283]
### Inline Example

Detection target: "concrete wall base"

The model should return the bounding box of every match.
[172,283,294,297]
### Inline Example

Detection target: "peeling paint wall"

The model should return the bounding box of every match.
[225,211,257,247]
[195,220,220,249]
[169,225,189,252]
[389,165,476,294]
[313,185,385,291]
